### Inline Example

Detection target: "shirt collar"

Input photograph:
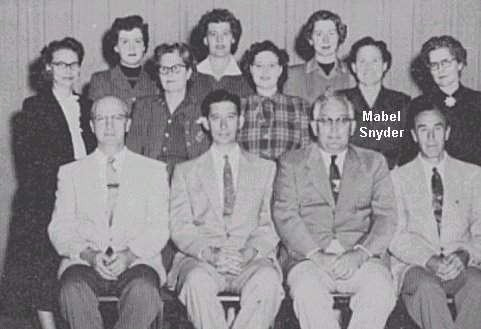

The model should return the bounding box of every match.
[418,151,446,180]
[211,143,241,163]
[197,55,242,77]
[318,147,348,175]
[95,146,127,172]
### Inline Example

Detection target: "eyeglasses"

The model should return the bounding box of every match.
[428,58,456,71]
[158,64,186,75]
[93,114,128,123]
[51,61,80,70]
[314,117,353,127]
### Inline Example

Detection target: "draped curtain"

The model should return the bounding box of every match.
[1,0,480,273]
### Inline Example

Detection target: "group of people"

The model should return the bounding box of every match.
[1,7,481,329]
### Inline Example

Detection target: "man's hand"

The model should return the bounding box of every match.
[80,248,117,280]
[438,252,467,281]
[201,247,244,275]
[106,249,138,278]
[332,249,368,280]
[309,251,337,278]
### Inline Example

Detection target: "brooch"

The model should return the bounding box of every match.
[444,96,456,108]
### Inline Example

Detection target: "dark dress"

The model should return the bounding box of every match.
[0,90,96,316]
[407,85,481,166]
[339,87,411,169]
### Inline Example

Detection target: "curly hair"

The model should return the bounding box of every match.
[103,15,149,66]
[240,40,290,91]
[420,35,467,67]
[347,36,392,77]
[36,37,84,90]
[191,8,242,60]
[295,10,347,61]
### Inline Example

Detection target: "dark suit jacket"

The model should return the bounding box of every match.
[339,87,411,169]
[273,143,397,272]
[88,65,158,110]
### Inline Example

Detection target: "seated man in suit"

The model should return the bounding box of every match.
[389,99,481,329]
[169,89,283,329]
[273,90,397,329]
[48,96,169,329]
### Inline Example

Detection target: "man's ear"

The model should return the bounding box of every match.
[114,45,119,54]
[203,37,208,47]
[238,114,245,130]
[445,125,451,141]
[410,129,418,143]
[310,121,318,137]
[90,121,95,133]
[125,118,132,133]
[349,120,357,136]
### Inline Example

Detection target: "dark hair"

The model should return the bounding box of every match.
[409,96,450,129]
[149,42,196,87]
[201,89,241,117]
[38,37,84,89]
[420,35,467,68]
[103,15,149,65]
[192,8,242,59]
[240,40,289,91]
[347,36,392,77]
[295,10,347,61]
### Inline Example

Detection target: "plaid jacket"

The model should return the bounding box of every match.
[238,93,311,160]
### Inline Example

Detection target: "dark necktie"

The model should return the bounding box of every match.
[329,155,341,202]
[431,167,443,237]
[223,155,236,217]
[106,157,119,227]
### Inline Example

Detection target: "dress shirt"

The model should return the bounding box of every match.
[238,93,311,160]
[319,148,347,177]
[53,90,87,159]
[95,147,126,208]
[418,152,446,189]
[211,144,241,204]
[197,55,242,77]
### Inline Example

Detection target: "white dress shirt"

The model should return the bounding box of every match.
[53,90,87,159]
[418,152,446,188]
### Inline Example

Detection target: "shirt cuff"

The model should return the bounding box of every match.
[306,247,321,259]
[354,245,372,259]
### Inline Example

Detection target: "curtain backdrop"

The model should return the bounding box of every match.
[1,0,480,273]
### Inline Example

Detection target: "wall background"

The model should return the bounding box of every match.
[1,0,480,274]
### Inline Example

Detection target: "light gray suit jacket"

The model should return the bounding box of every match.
[168,148,280,286]
[273,143,397,272]
[389,154,481,292]
[48,148,170,283]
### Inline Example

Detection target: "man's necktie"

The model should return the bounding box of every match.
[431,167,443,237]
[106,157,119,227]
[329,155,341,202]
[223,155,236,217]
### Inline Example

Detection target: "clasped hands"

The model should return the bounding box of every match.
[311,249,369,280]
[81,247,138,280]
[426,250,469,281]
[201,246,258,276]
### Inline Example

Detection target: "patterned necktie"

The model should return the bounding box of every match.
[106,157,119,227]
[329,155,341,202]
[431,167,443,237]
[223,155,236,217]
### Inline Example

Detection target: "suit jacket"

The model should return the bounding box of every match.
[284,58,353,105]
[389,154,481,292]
[168,148,280,286]
[339,87,411,169]
[273,143,397,272]
[48,148,170,283]
[89,65,158,110]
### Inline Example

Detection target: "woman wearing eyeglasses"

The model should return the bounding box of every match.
[126,43,210,180]
[409,36,481,166]
[0,37,96,329]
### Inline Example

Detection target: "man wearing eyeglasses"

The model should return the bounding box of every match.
[405,35,481,166]
[273,91,397,329]
[49,96,169,329]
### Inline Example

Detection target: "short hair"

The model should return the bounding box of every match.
[347,36,392,76]
[38,37,84,89]
[104,15,149,65]
[312,89,354,120]
[91,96,131,119]
[150,42,196,84]
[420,35,467,68]
[197,8,242,54]
[201,89,241,117]
[295,10,347,61]
[409,96,449,128]
[240,40,290,91]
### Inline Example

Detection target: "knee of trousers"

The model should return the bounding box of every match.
[288,272,331,305]
[123,278,162,307]
[245,267,283,298]
[356,266,396,310]
[181,266,218,296]
[412,275,445,298]
[59,274,96,310]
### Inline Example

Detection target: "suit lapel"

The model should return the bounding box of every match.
[83,153,109,228]
[228,150,252,227]
[199,152,224,221]
[112,150,134,227]
[336,146,359,209]
[306,145,335,208]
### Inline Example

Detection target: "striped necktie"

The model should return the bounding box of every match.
[223,155,236,217]
[431,167,443,237]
